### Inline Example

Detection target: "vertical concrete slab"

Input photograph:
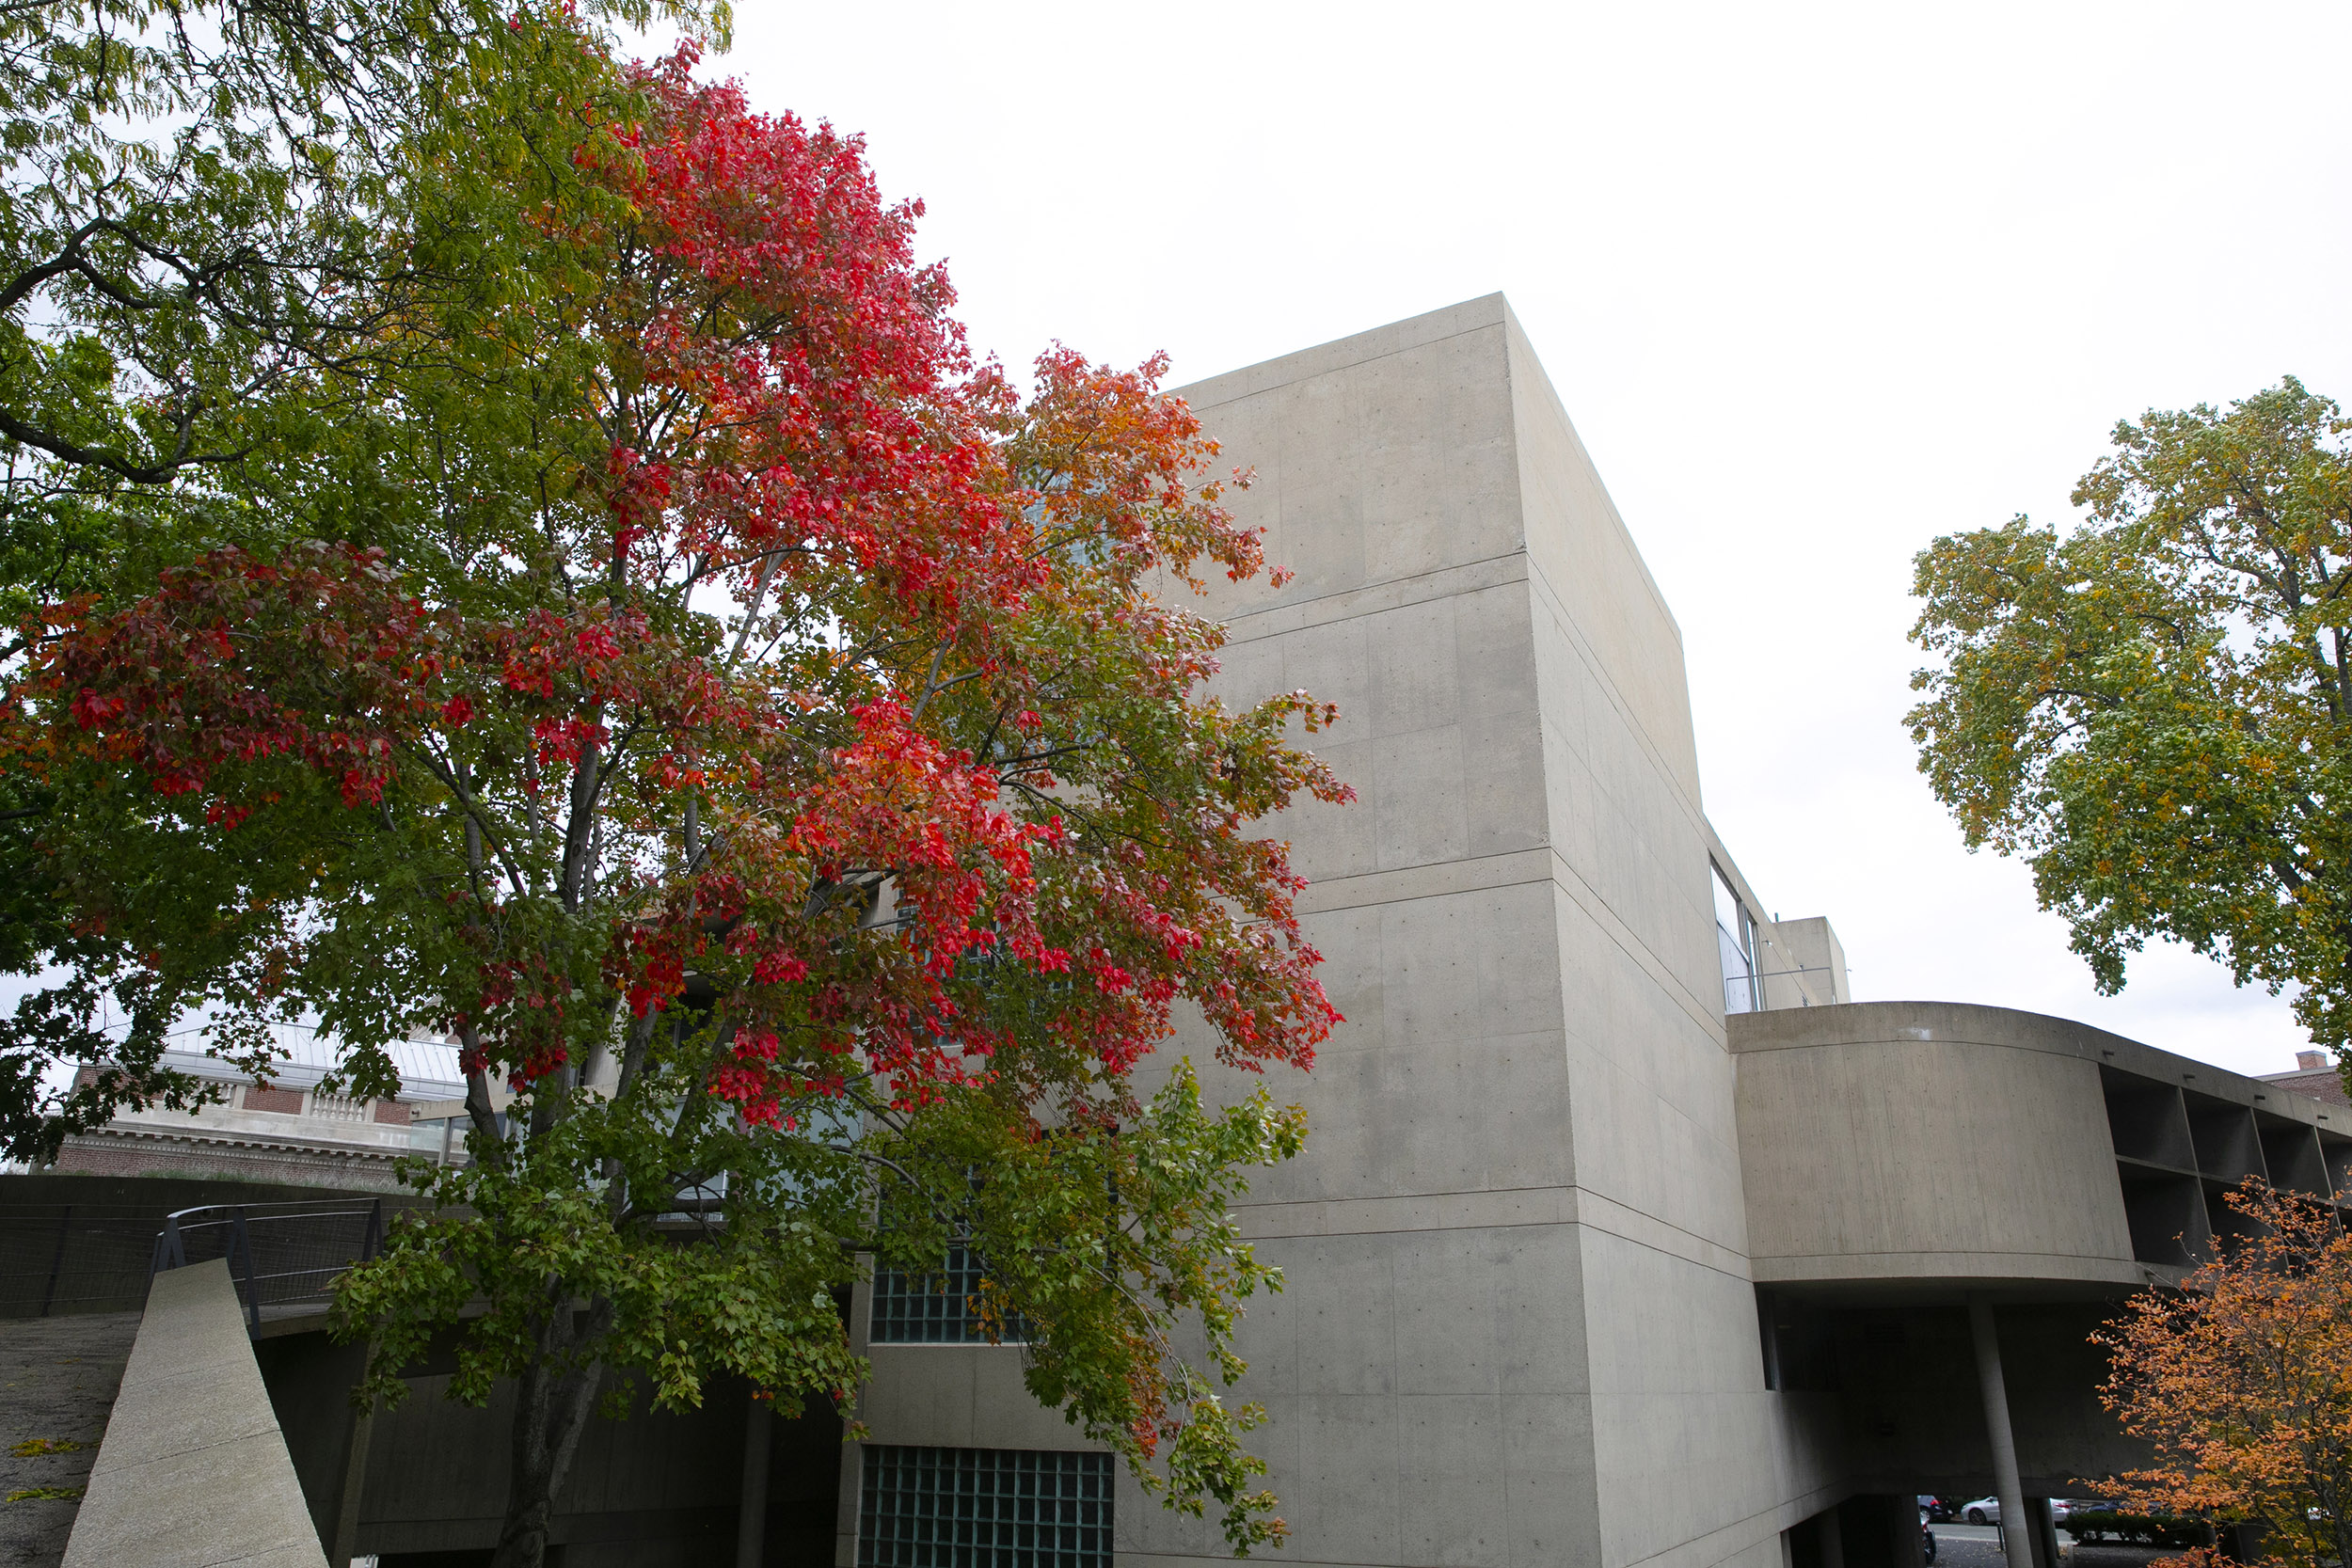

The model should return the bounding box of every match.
[1114,298,1608,1568]
[856,298,1823,1568]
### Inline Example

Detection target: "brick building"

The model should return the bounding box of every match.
[55,1026,469,1192]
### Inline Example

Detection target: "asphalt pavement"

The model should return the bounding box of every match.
[1930,1524,2170,1568]
[0,1311,136,1568]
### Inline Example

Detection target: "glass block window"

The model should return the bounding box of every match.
[870,1245,1026,1343]
[859,1446,1111,1568]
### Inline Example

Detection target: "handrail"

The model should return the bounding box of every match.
[151,1198,384,1337]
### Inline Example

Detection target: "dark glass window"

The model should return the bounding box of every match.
[858,1445,1111,1568]
[1713,862,1758,1015]
[870,1245,1026,1344]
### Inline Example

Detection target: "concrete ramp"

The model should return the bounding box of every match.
[64,1258,325,1567]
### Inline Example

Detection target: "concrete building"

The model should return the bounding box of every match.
[56,1028,469,1191]
[42,296,2344,1568]
[838,297,2352,1568]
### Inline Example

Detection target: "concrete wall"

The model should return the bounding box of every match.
[1819,1301,2147,1497]
[1124,296,1606,1568]
[241,1315,845,1567]
[1501,309,1793,1568]
[0,1175,433,1320]
[66,1259,326,1568]
[834,294,1874,1568]
[850,301,2257,1568]
[1730,1001,2351,1288]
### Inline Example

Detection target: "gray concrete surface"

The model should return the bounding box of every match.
[0,1311,135,1568]
[64,1259,323,1568]
[845,294,1818,1568]
[832,297,2352,1568]
[1732,1001,2352,1287]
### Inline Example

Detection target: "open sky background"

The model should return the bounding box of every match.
[687,0,2352,1077]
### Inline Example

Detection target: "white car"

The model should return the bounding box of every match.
[1961,1499,2074,1526]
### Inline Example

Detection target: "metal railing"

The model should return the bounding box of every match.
[150,1199,384,1336]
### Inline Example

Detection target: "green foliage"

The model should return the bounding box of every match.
[0,0,716,1160]
[1910,378,2352,1052]
[0,10,1340,1560]
[2066,1511,2210,1549]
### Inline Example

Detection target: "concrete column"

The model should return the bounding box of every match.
[1820,1506,1846,1568]
[328,1390,374,1568]
[1968,1295,2031,1568]
[736,1392,772,1568]
[2026,1498,2058,1568]
[1893,1497,1928,1568]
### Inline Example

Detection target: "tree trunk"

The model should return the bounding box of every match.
[490,1319,607,1568]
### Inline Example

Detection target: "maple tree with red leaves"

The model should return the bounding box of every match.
[0,16,1346,1565]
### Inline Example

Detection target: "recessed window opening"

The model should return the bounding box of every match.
[1714,862,1759,1015]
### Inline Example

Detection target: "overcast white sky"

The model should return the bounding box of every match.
[703,0,2352,1076]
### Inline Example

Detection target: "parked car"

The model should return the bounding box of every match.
[1919,1497,1955,1525]
[1959,1498,2074,1527]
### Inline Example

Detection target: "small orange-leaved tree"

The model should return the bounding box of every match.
[2096,1180,2352,1568]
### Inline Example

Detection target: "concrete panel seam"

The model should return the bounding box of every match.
[1750,1251,2149,1283]
[1230,1183,1754,1282]
[1293,847,1552,916]
[1613,1497,1816,1568]
[1218,551,1531,646]
[1547,847,1723,1041]
[1569,1186,1756,1282]
[87,1427,296,1479]
[1524,555,1706,829]
[1231,1184,1580,1236]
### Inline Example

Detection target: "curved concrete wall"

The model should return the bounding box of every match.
[1730,1001,2345,1289]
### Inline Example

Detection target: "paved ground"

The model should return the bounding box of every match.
[0,1313,137,1568]
[2070,1548,2175,1568]
[1933,1523,2171,1568]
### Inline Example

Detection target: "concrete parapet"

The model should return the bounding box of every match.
[1732,1001,2352,1290]
[64,1258,325,1567]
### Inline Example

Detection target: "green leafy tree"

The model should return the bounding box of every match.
[4,17,1347,1564]
[1909,378,2352,1051]
[0,0,720,1152]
